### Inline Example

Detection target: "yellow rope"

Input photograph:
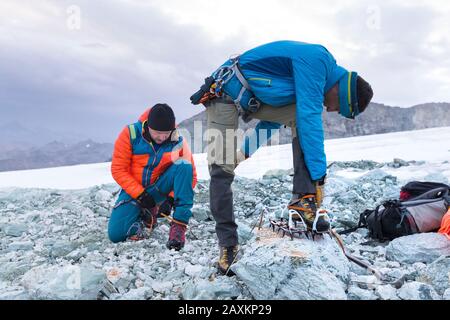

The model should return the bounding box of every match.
[159,212,188,228]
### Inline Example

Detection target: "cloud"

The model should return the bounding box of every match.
[0,0,248,141]
[329,1,450,106]
[0,0,448,142]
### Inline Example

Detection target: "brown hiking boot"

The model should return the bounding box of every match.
[218,245,239,276]
[288,194,317,214]
[288,194,330,233]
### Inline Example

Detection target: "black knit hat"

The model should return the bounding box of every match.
[147,103,176,131]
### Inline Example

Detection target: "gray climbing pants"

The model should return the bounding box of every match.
[205,97,315,246]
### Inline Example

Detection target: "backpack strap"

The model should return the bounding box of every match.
[337,226,361,235]
[128,124,137,143]
[406,187,449,201]
[338,209,373,235]
[403,210,419,234]
[371,204,385,240]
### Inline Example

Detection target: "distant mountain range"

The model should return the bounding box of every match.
[0,121,92,152]
[0,102,448,172]
[0,140,113,172]
[0,121,113,172]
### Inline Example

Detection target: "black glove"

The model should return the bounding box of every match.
[190,76,215,105]
[136,191,156,210]
[158,196,174,216]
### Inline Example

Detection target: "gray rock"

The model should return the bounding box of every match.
[357,169,397,183]
[192,207,211,221]
[21,263,106,300]
[1,160,449,301]
[66,247,89,261]
[355,228,369,238]
[151,281,173,294]
[3,224,28,237]
[0,261,32,281]
[242,195,256,204]
[114,276,134,292]
[263,169,290,179]
[329,160,381,171]
[335,190,365,205]
[184,263,204,278]
[349,263,370,276]
[0,286,30,300]
[324,177,352,197]
[49,240,76,258]
[386,269,408,283]
[231,232,349,300]
[347,286,378,300]
[8,240,34,251]
[443,288,450,300]
[350,275,379,290]
[417,256,450,295]
[97,279,120,299]
[77,233,106,250]
[236,221,254,244]
[412,262,427,272]
[386,233,450,264]
[163,270,185,282]
[397,282,441,300]
[94,190,112,203]
[95,206,110,217]
[118,286,154,300]
[389,158,410,168]
[182,277,241,300]
[375,285,400,300]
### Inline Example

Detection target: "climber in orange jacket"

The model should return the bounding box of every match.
[108,103,197,250]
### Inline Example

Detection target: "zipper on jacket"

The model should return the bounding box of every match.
[142,131,157,186]
[146,142,162,186]
[248,77,272,86]
[142,130,177,186]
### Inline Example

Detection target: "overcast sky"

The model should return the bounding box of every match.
[1,0,449,142]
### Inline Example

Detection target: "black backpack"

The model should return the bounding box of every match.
[340,184,450,241]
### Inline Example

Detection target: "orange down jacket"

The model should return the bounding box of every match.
[111,108,197,199]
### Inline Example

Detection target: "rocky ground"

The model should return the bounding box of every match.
[0,159,449,300]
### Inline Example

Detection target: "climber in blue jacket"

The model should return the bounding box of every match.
[190,40,374,275]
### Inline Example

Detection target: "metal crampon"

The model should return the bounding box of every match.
[269,209,310,240]
[269,209,331,241]
[311,209,332,240]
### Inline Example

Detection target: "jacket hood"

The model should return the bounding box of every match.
[139,109,150,123]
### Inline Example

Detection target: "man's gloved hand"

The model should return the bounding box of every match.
[315,175,326,208]
[190,76,215,105]
[236,149,248,167]
[136,191,156,210]
[158,196,174,217]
